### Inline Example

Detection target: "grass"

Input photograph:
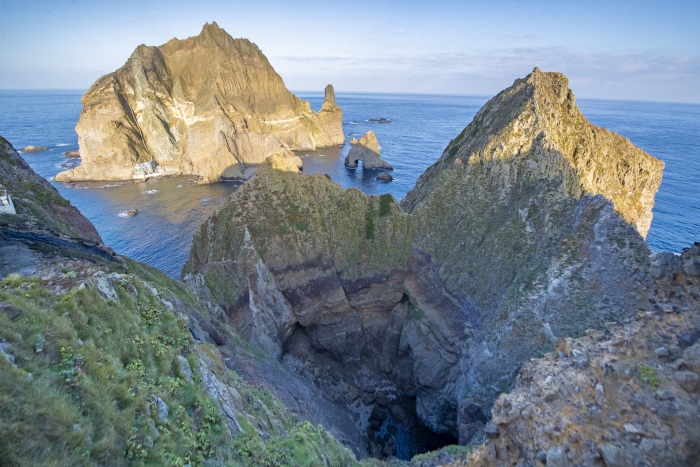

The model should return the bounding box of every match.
[0,263,356,466]
[637,363,661,389]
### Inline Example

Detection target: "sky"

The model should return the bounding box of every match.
[1,0,699,103]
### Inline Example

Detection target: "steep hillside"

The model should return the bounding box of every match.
[0,136,355,465]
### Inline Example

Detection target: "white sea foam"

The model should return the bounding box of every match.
[56,143,69,147]
[146,189,159,194]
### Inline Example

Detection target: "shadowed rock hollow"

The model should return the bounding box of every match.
[183,69,665,458]
[56,22,343,183]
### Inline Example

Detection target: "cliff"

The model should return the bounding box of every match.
[55,22,344,183]
[462,245,700,467]
[0,136,101,243]
[0,135,355,465]
[184,69,666,457]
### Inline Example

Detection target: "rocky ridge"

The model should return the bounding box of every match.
[55,22,343,183]
[184,69,666,456]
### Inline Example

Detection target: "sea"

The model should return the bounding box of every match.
[0,90,698,278]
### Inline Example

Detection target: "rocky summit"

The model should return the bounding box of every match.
[183,69,672,459]
[55,22,343,183]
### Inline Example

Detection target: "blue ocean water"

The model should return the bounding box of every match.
[0,90,698,277]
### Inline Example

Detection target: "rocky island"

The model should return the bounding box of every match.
[2,67,698,466]
[345,130,393,170]
[55,22,343,183]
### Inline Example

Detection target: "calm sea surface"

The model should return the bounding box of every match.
[0,90,698,277]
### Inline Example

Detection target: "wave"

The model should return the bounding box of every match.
[56,143,69,147]
[145,189,159,195]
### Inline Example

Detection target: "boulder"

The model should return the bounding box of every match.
[376,171,393,182]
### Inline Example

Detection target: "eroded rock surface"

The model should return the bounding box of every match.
[55,22,343,183]
[345,130,393,170]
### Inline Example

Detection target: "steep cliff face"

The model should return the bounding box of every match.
[55,22,343,183]
[462,244,700,467]
[402,68,663,441]
[184,69,665,454]
[183,154,465,445]
[0,136,101,243]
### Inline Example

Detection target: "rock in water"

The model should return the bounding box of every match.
[376,171,393,182]
[345,130,393,170]
[21,146,49,153]
[55,22,343,183]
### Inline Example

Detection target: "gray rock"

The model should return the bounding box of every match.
[547,445,569,467]
[154,396,169,422]
[675,370,700,393]
[654,346,671,358]
[484,422,500,439]
[376,171,393,182]
[650,252,680,279]
[0,304,21,320]
[34,334,45,353]
[176,355,194,383]
[600,443,642,467]
[682,257,700,277]
[536,450,547,463]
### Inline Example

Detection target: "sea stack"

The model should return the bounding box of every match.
[344,130,393,170]
[55,22,343,183]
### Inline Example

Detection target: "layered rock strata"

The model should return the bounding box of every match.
[184,69,664,451]
[55,22,343,183]
[345,130,393,170]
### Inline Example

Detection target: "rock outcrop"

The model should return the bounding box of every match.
[184,69,665,454]
[55,22,343,183]
[462,244,700,467]
[345,130,393,170]
[0,136,101,243]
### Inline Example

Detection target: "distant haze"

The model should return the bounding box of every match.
[1,0,699,103]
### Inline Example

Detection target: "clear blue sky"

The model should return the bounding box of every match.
[1,0,698,102]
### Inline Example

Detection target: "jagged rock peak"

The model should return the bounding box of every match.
[405,67,663,238]
[55,23,344,184]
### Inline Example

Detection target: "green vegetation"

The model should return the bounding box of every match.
[379,193,393,217]
[0,263,354,466]
[365,208,376,240]
[637,363,661,389]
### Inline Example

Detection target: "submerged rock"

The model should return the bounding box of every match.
[55,22,343,183]
[345,130,393,170]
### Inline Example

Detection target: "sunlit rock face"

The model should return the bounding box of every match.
[56,22,343,183]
